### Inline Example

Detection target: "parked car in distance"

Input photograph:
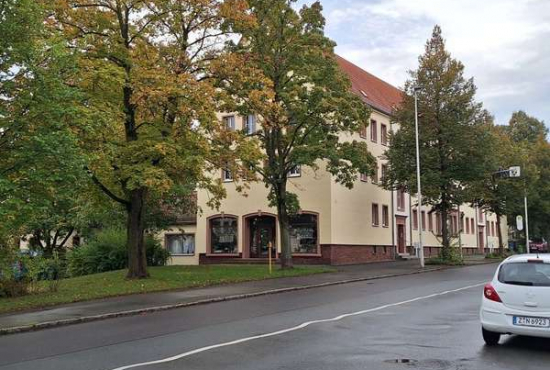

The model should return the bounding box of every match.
[480,254,550,345]
[530,237,548,253]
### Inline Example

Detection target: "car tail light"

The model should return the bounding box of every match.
[484,284,502,303]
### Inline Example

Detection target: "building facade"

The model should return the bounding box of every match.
[163,56,508,265]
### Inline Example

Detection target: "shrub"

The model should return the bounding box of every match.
[67,228,170,276]
[0,258,31,298]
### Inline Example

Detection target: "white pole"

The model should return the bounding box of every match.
[414,88,424,268]
[525,192,530,254]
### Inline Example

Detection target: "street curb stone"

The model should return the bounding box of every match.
[0,266,447,336]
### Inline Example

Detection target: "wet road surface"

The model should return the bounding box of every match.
[1,263,549,370]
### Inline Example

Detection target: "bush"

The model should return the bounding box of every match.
[67,228,170,276]
[0,248,30,298]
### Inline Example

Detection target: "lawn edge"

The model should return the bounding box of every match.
[0,266,334,316]
[0,266,445,336]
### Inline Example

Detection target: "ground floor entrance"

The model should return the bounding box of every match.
[396,216,407,254]
[246,215,276,258]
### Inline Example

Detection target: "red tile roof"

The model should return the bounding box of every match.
[336,55,403,116]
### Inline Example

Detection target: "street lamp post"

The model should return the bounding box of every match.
[414,87,425,268]
[525,189,530,254]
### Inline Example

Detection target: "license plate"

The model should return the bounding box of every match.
[513,316,550,328]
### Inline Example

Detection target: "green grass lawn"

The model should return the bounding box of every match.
[0,265,334,314]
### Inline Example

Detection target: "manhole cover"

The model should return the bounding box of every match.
[384,359,418,364]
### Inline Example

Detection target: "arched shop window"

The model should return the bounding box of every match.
[290,213,318,254]
[210,216,238,254]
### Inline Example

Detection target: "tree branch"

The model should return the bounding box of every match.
[87,169,130,206]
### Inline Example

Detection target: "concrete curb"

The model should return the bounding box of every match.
[0,266,446,336]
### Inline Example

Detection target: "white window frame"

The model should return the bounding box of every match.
[223,115,236,130]
[165,233,196,256]
[222,168,233,182]
[244,115,256,135]
[288,165,301,178]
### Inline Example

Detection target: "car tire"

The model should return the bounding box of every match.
[482,327,500,346]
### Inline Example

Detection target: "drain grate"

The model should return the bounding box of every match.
[384,359,418,364]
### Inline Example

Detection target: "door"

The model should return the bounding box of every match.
[479,229,485,251]
[249,217,276,258]
[397,225,406,254]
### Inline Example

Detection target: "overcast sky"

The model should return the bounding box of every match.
[300,0,550,126]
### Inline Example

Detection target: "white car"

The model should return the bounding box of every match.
[480,254,550,345]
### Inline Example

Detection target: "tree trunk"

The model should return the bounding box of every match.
[126,188,149,279]
[440,205,451,260]
[496,213,504,256]
[275,183,293,269]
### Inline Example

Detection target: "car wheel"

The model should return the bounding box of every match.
[482,327,500,346]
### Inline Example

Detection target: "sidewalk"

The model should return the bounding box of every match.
[0,259,490,335]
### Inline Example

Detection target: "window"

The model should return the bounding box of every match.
[421,211,426,231]
[360,172,368,182]
[428,213,433,231]
[493,222,496,237]
[370,120,377,143]
[381,164,387,183]
[466,217,470,234]
[359,124,367,139]
[210,216,238,254]
[478,208,484,223]
[288,165,301,177]
[461,217,465,233]
[452,215,458,235]
[166,234,195,255]
[397,188,405,211]
[290,214,318,254]
[223,115,235,130]
[498,262,550,287]
[381,124,388,145]
[372,162,379,183]
[372,204,380,226]
[244,115,256,134]
[222,167,233,182]
[382,205,389,227]
[471,218,475,234]
[413,209,418,230]
[486,221,491,236]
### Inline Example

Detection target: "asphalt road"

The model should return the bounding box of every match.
[1,263,549,370]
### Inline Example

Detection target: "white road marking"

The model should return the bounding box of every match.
[109,282,485,370]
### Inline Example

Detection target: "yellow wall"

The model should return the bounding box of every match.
[169,110,510,265]
[157,225,199,265]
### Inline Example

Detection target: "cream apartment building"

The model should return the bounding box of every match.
[162,56,507,265]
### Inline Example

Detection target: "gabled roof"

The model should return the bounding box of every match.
[336,55,403,116]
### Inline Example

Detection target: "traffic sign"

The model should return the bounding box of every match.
[508,166,521,178]
[516,215,524,231]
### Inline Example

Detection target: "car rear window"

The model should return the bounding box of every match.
[498,262,550,287]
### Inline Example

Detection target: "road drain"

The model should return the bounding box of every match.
[384,359,418,364]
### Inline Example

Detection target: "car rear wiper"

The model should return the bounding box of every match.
[503,280,534,286]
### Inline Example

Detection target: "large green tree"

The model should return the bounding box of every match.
[0,0,89,254]
[216,0,375,268]
[506,112,550,242]
[384,26,490,259]
[48,0,258,278]
[508,110,548,144]
[471,124,527,255]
